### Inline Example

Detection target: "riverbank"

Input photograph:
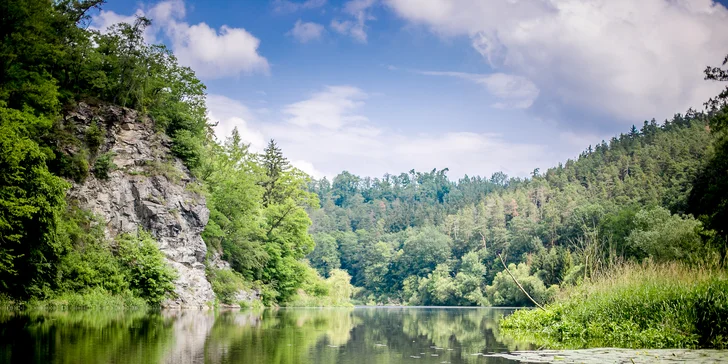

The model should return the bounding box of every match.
[0,289,149,311]
[500,263,728,349]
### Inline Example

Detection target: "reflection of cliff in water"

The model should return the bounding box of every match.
[0,308,532,364]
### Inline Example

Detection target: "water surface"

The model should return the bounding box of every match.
[0,307,531,363]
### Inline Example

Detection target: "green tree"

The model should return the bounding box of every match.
[626,207,705,263]
[308,233,341,277]
[260,139,291,207]
[395,226,452,278]
[0,108,69,297]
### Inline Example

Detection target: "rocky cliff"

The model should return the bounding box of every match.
[63,103,215,308]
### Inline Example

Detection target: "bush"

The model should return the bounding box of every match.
[208,268,249,305]
[283,268,354,307]
[93,152,116,179]
[171,129,202,169]
[626,207,706,263]
[85,121,105,154]
[58,151,90,183]
[116,230,177,305]
[486,263,556,307]
[500,262,728,349]
[28,288,147,310]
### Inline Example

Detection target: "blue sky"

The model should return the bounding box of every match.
[91,0,728,179]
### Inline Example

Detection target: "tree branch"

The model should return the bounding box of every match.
[498,253,546,311]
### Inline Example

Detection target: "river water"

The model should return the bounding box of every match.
[0,307,531,363]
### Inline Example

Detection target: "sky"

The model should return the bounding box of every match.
[90,0,728,180]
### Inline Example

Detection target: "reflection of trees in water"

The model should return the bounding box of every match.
[0,310,175,364]
[0,308,535,364]
[204,308,358,364]
[342,308,534,364]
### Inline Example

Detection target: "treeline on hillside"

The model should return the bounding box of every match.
[0,0,351,307]
[306,80,728,305]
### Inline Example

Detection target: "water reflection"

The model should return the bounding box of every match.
[0,308,532,363]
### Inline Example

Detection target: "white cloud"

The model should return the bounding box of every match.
[330,0,376,43]
[206,94,266,152]
[90,9,144,32]
[273,0,327,13]
[418,71,540,109]
[386,0,728,123]
[284,86,369,129]
[90,0,269,79]
[207,88,562,180]
[288,20,325,43]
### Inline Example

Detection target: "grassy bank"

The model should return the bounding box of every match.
[0,289,149,311]
[500,263,728,349]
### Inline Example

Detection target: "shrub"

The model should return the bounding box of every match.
[85,121,105,154]
[486,263,555,307]
[57,150,90,183]
[208,268,249,305]
[116,230,177,305]
[28,288,147,310]
[283,268,354,307]
[171,129,202,169]
[93,152,116,179]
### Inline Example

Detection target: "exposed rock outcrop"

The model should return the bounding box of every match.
[64,102,215,308]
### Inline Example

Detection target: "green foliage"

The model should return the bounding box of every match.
[116,230,177,305]
[531,247,573,286]
[308,233,341,277]
[501,263,728,349]
[307,108,717,304]
[0,107,69,297]
[92,152,116,179]
[284,268,355,307]
[57,206,128,294]
[626,207,705,262]
[200,130,323,305]
[689,134,728,263]
[28,288,147,311]
[486,263,556,307]
[208,268,249,305]
[84,121,105,154]
[397,226,452,278]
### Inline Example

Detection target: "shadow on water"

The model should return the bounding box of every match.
[0,307,533,363]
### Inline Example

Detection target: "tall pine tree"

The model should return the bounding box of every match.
[261,139,290,207]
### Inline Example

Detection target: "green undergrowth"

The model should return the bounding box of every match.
[500,262,728,349]
[282,269,355,307]
[24,288,148,311]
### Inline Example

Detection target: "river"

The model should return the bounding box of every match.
[0,307,531,363]
[4,307,727,363]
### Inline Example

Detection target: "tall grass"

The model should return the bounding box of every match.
[23,288,148,311]
[500,262,728,349]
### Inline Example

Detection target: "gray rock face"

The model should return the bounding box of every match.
[65,103,215,308]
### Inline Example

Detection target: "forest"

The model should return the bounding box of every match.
[305,70,728,307]
[1,0,728,329]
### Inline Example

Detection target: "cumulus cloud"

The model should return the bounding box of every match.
[288,20,326,43]
[418,71,540,109]
[386,0,728,124]
[207,87,562,180]
[331,0,377,43]
[284,86,369,128]
[90,0,269,78]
